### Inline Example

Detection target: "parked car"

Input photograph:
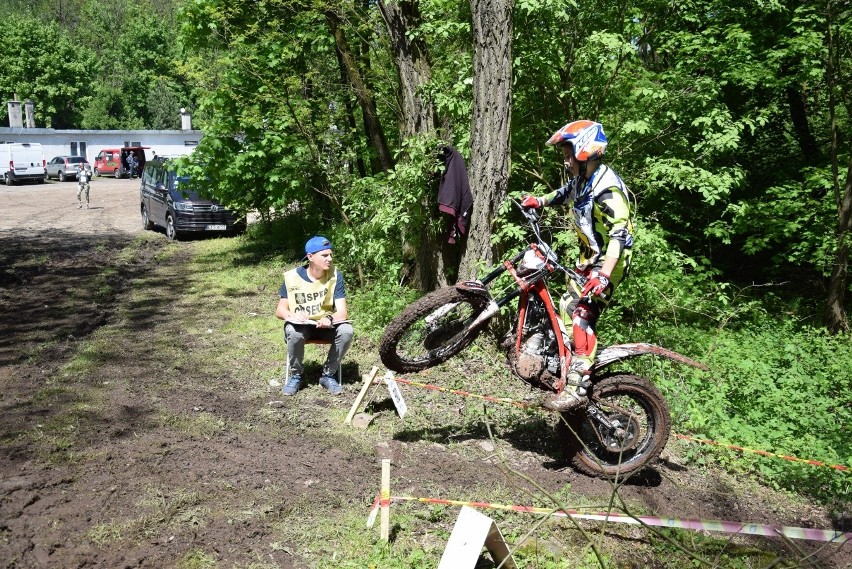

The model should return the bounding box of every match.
[46,156,92,181]
[93,146,148,178]
[0,143,46,186]
[140,157,245,240]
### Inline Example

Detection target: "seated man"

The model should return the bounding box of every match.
[275,236,354,396]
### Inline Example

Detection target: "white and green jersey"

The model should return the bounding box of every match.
[545,164,634,284]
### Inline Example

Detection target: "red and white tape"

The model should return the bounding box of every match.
[368,494,850,544]
[392,375,850,473]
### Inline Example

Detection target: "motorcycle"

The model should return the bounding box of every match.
[379,201,707,479]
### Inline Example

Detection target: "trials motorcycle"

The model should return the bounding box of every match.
[379,202,706,479]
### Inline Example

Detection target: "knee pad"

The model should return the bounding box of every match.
[572,302,599,358]
[572,302,599,324]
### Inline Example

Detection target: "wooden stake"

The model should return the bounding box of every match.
[380,458,390,542]
[345,366,378,425]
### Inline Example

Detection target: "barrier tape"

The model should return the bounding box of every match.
[673,434,849,472]
[367,494,851,544]
[392,375,850,473]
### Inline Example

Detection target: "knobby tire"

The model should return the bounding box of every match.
[557,373,671,479]
[380,286,490,373]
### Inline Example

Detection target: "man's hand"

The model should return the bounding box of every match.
[521,195,543,209]
[316,314,335,328]
[288,312,311,324]
[582,272,610,297]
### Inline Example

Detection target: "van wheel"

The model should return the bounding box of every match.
[113,168,120,179]
[142,206,154,231]
[166,214,180,241]
[5,173,13,186]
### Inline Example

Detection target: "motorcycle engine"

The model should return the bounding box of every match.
[508,297,561,390]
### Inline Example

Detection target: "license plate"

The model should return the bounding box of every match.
[205,224,227,231]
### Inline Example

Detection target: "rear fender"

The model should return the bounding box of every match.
[594,343,708,372]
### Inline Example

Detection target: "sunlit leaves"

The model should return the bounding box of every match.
[0,17,96,128]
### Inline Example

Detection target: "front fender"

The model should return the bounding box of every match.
[455,280,492,301]
[594,343,708,371]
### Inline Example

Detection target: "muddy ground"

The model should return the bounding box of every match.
[0,179,849,568]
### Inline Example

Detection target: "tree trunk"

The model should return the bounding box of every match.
[823,5,849,334]
[378,0,460,291]
[786,86,820,163]
[377,0,436,139]
[825,149,852,333]
[459,0,513,278]
[326,10,395,173]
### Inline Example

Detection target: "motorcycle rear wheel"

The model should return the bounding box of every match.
[380,286,490,373]
[556,373,670,479]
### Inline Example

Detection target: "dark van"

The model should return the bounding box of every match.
[140,157,245,240]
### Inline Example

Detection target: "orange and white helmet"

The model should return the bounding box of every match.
[545,120,607,161]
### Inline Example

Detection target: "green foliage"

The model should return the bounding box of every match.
[672,321,851,504]
[337,135,443,283]
[717,169,839,275]
[0,16,97,128]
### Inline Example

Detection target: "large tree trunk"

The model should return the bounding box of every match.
[825,150,852,333]
[326,10,395,173]
[459,0,513,278]
[824,8,849,334]
[377,0,436,138]
[377,0,448,291]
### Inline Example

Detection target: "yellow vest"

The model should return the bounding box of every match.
[283,267,338,321]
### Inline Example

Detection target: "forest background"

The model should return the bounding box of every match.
[1,0,849,514]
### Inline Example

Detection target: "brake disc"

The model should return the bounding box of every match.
[588,403,643,453]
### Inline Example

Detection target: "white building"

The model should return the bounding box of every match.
[2,101,201,163]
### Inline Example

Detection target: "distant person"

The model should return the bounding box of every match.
[126,153,137,178]
[274,236,354,396]
[76,164,91,209]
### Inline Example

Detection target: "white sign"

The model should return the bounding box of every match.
[438,506,516,569]
[383,374,408,419]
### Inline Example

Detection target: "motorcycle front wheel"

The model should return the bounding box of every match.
[556,373,671,479]
[380,286,490,373]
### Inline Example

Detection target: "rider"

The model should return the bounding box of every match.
[522,120,634,411]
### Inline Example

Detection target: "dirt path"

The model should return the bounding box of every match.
[0,181,849,568]
[0,177,142,235]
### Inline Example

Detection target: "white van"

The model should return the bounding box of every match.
[1,143,46,186]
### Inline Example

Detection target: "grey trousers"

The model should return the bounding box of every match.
[284,322,354,377]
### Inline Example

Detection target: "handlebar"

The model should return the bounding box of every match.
[511,199,587,287]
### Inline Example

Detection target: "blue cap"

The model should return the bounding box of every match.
[304,235,332,259]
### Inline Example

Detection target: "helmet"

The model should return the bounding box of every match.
[545,120,607,161]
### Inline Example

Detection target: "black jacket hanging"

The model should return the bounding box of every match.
[437,146,473,244]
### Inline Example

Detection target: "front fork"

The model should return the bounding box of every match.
[516,283,574,392]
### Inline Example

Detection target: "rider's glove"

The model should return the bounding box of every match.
[521,195,543,209]
[582,271,610,297]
